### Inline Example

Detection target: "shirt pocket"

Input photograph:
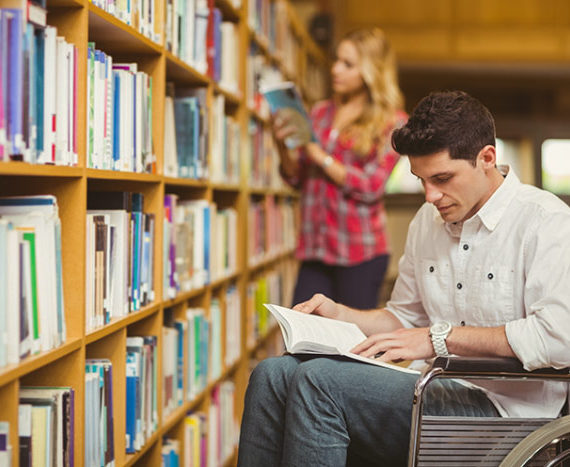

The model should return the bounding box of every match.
[418,259,453,319]
[472,264,515,324]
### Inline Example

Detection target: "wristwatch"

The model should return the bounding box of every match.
[429,321,452,357]
[321,155,334,169]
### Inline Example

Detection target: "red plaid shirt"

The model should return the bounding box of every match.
[283,100,407,266]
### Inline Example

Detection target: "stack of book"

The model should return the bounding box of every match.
[0,2,78,165]
[86,191,155,332]
[162,317,186,418]
[19,386,75,466]
[183,411,207,466]
[0,195,66,368]
[125,335,158,454]
[86,45,155,173]
[210,95,241,184]
[224,286,241,367]
[0,422,11,466]
[164,86,209,179]
[186,308,211,399]
[246,264,296,347]
[208,381,238,466]
[85,359,115,467]
[163,196,217,298]
[161,437,180,466]
[89,0,160,43]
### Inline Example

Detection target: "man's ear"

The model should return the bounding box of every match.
[478,145,496,169]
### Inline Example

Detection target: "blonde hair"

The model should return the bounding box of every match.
[338,28,403,156]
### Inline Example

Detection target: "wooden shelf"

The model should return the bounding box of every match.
[0,0,328,464]
[87,4,162,56]
[165,50,210,86]
[86,168,162,182]
[0,162,83,177]
[215,0,242,22]
[0,338,83,387]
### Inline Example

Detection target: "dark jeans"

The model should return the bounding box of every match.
[237,355,500,467]
[293,255,389,309]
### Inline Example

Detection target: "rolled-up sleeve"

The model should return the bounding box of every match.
[505,209,570,370]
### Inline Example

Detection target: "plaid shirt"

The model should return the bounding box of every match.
[283,100,407,266]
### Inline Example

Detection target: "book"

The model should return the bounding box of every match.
[260,81,317,149]
[264,304,419,374]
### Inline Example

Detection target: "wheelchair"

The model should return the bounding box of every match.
[408,357,570,466]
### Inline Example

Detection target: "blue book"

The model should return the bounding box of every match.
[112,71,121,170]
[34,28,45,156]
[5,9,24,158]
[125,348,140,453]
[202,203,210,284]
[174,321,185,406]
[212,8,221,82]
[261,81,317,149]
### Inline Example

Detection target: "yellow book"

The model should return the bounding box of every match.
[31,405,49,467]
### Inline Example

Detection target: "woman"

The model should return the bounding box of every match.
[274,27,407,309]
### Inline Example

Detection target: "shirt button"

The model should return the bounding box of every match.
[457,283,463,289]
[460,321,466,326]
[488,273,494,280]
[429,266,434,273]
[463,244,469,251]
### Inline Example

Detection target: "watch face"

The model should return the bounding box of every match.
[432,321,451,335]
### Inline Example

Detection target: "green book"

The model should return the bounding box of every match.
[22,231,40,352]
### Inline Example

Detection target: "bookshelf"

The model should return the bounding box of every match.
[0,0,327,464]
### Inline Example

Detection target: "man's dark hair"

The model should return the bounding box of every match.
[391,91,496,164]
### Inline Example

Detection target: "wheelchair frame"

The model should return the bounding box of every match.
[408,357,570,467]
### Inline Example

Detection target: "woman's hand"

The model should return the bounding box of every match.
[292,293,342,320]
[351,327,435,362]
[272,108,311,149]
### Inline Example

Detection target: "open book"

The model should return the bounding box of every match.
[260,82,318,149]
[265,304,419,374]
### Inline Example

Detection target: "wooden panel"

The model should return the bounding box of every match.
[384,28,452,60]
[456,28,564,60]
[342,0,452,26]
[455,0,564,26]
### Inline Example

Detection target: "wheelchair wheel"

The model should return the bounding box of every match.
[500,415,570,467]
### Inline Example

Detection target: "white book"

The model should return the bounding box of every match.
[184,0,196,65]
[135,72,143,173]
[0,208,59,353]
[55,36,69,165]
[163,96,178,177]
[264,304,420,374]
[43,27,57,164]
[85,214,94,331]
[66,41,76,165]
[6,224,20,364]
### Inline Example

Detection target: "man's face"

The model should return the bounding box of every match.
[409,149,497,223]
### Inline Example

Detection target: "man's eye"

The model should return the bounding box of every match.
[434,177,451,184]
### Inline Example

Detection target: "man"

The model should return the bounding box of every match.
[237,91,570,466]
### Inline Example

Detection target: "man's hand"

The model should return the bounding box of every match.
[292,293,341,320]
[351,327,435,362]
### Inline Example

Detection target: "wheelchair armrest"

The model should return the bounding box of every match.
[430,356,570,380]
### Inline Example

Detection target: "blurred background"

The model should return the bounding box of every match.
[291,0,570,298]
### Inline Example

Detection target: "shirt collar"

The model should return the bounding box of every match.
[435,165,521,234]
[474,165,520,231]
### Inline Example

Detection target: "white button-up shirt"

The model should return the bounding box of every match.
[386,166,570,417]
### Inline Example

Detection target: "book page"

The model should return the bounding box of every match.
[266,304,366,353]
[265,304,420,374]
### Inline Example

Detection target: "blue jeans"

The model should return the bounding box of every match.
[237,355,499,467]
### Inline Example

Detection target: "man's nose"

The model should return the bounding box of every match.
[424,183,443,204]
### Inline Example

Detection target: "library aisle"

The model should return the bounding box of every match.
[0,0,327,464]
